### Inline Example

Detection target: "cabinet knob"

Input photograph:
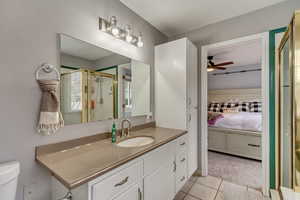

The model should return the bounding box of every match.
[180,142,186,146]
[180,158,186,162]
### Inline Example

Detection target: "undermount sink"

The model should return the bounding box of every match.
[116,136,154,148]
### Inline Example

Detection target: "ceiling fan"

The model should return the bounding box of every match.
[207,56,234,72]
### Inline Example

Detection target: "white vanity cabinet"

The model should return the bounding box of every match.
[155,38,198,178]
[52,135,188,200]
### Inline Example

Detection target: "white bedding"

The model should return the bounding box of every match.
[210,112,262,132]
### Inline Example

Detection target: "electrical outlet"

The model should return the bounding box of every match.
[23,185,34,200]
[23,183,43,200]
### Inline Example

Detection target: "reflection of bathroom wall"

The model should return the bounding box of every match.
[61,53,94,69]
[118,63,132,118]
[131,61,150,116]
[95,54,130,69]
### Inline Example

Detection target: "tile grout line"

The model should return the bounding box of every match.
[213,178,223,200]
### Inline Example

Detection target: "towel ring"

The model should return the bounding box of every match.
[36,63,60,81]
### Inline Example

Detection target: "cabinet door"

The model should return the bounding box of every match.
[186,40,198,178]
[144,160,175,200]
[113,184,141,200]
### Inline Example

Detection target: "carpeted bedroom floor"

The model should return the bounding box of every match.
[208,151,263,190]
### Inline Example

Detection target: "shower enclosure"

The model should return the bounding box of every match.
[60,69,117,125]
[277,10,300,192]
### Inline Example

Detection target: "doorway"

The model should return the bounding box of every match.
[200,33,270,195]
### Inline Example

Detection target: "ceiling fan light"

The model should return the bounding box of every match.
[207,68,215,72]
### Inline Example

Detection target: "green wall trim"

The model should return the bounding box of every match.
[269,27,287,189]
[96,65,118,72]
[61,65,80,70]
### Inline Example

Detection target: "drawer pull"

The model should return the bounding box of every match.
[180,158,186,162]
[173,161,177,172]
[248,144,260,148]
[114,176,129,187]
[180,142,186,146]
[180,176,185,182]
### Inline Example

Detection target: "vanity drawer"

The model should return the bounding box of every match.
[176,152,188,193]
[176,135,188,154]
[92,161,142,200]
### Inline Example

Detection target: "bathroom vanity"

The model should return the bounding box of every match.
[36,125,190,200]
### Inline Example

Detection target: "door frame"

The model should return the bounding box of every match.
[200,32,270,195]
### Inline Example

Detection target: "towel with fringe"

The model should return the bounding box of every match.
[37,80,64,135]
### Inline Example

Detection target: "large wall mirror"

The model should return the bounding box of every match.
[59,34,150,125]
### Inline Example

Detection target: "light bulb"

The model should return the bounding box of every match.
[126,35,133,42]
[111,27,120,36]
[110,16,119,36]
[125,25,133,42]
[137,32,143,47]
[207,68,215,72]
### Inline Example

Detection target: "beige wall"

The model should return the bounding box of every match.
[0,0,166,199]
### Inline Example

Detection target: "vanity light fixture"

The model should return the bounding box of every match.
[99,16,143,48]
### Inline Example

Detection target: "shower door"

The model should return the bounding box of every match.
[277,10,300,192]
[88,71,117,122]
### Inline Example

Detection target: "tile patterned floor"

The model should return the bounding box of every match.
[174,175,271,200]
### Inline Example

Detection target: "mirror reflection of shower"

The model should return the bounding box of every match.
[89,72,116,122]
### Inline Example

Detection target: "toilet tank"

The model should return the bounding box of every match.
[0,161,20,200]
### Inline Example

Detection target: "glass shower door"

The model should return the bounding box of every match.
[277,10,300,192]
[279,35,293,188]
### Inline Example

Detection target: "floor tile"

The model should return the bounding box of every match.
[181,180,195,193]
[189,175,198,183]
[188,183,217,200]
[174,191,186,200]
[220,180,248,200]
[184,194,200,200]
[247,188,263,200]
[196,175,222,189]
[215,191,224,200]
[219,180,247,192]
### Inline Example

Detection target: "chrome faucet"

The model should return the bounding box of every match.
[121,119,131,137]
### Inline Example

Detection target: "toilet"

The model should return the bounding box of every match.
[0,161,20,200]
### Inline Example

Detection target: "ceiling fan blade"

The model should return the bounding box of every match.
[213,66,226,70]
[213,61,234,67]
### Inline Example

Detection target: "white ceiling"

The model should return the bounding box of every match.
[120,0,287,36]
[60,35,114,61]
[208,39,262,69]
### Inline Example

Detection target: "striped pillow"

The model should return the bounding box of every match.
[208,103,221,112]
[220,102,239,112]
[238,102,250,112]
[249,102,262,112]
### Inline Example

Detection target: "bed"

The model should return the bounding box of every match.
[208,88,262,160]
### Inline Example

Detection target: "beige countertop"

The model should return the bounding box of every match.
[36,126,187,189]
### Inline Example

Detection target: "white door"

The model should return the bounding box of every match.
[144,161,176,200]
[112,184,141,200]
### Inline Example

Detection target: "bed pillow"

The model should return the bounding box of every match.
[238,102,250,112]
[223,107,239,113]
[249,102,262,112]
[220,102,238,112]
[208,102,221,112]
